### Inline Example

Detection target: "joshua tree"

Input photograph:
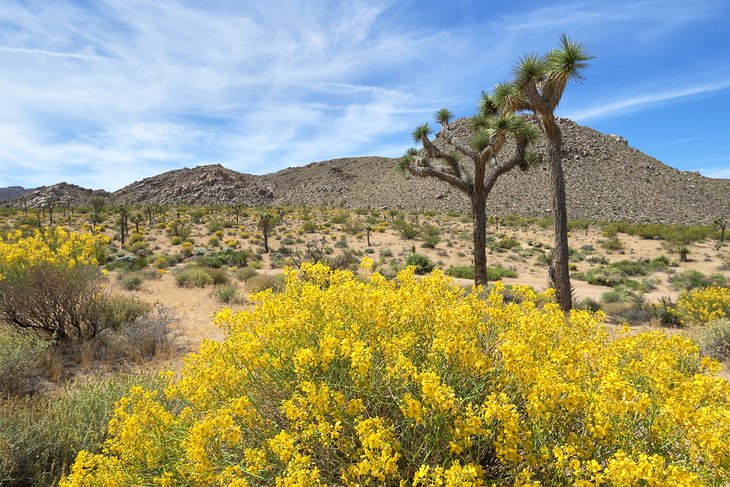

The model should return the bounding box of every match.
[401,93,538,286]
[91,197,106,216]
[129,213,143,234]
[714,218,727,242]
[258,212,275,253]
[512,34,591,311]
[90,213,102,233]
[45,197,57,226]
[231,204,247,224]
[118,206,129,246]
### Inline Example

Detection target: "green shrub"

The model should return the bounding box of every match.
[97,295,152,331]
[393,219,419,239]
[234,266,259,282]
[405,253,434,275]
[445,266,517,281]
[205,267,230,285]
[174,267,214,288]
[601,236,623,251]
[494,236,521,250]
[214,284,240,304]
[421,234,440,248]
[120,273,143,291]
[669,270,727,291]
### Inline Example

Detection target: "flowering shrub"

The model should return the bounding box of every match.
[62,263,730,485]
[0,226,107,280]
[676,285,730,326]
[0,227,113,341]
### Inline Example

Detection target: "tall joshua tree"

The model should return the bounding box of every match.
[512,34,591,311]
[400,89,539,286]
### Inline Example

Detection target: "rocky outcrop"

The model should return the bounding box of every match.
[113,164,274,206]
[9,183,110,208]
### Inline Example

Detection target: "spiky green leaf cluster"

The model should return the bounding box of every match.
[434,108,454,126]
[411,123,432,142]
[546,33,592,83]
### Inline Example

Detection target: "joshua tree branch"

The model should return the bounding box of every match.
[406,163,471,194]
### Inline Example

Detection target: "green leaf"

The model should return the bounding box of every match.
[470,129,495,152]
[412,123,432,142]
[434,108,454,126]
[526,150,541,166]
[493,82,527,112]
[470,114,492,131]
[479,91,499,116]
[546,33,592,83]
[513,53,547,87]
[517,121,540,144]
[492,114,522,133]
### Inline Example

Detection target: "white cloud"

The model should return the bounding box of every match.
[698,166,730,179]
[564,79,730,122]
[0,0,726,190]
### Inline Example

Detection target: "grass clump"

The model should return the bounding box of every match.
[0,330,48,398]
[700,319,730,361]
[174,267,215,288]
[669,270,727,291]
[0,373,170,487]
[246,273,284,293]
[213,284,240,304]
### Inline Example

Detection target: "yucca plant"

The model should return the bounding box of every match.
[400,92,539,286]
[512,33,592,311]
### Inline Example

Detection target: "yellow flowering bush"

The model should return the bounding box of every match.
[0,226,107,280]
[0,227,111,340]
[676,285,730,325]
[63,263,730,485]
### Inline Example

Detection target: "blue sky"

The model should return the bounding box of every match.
[0,0,729,191]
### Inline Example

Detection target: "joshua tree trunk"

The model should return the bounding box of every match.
[543,119,572,311]
[471,191,488,286]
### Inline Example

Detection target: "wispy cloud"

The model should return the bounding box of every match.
[644,137,699,149]
[564,79,730,121]
[0,0,727,190]
[0,46,116,62]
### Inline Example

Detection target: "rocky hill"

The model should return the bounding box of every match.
[259,118,729,223]
[7,118,729,224]
[114,164,275,206]
[9,182,110,208]
[0,186,28,203]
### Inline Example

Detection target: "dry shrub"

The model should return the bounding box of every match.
[246,273,284,293]
[0,264,148,343]
[82,305,177,366]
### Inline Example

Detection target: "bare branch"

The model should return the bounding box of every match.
[406,162,471,194]
[484,134,530,195]
[439,126,479,160]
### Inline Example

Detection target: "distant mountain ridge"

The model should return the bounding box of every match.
[0,186,29,203]
[4,118,729,224]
